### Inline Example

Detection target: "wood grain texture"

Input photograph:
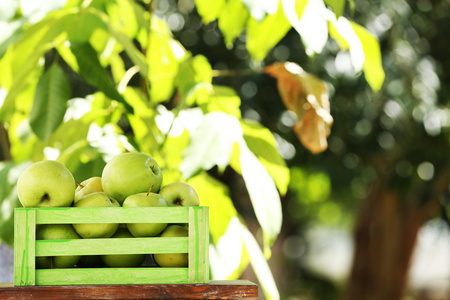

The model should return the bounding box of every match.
[0,280,258,299]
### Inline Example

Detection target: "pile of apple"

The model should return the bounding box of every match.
[16,152,200,269]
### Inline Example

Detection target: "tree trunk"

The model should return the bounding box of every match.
[343,174,449,300]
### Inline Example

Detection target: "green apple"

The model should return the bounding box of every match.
[159,182,200,207]
[122,192,168,237]
[17,160,75,208]
[72,192,119,239]
[101,228,146,268]
[74,176,103,203]
[102,152,163,204]
[36,224,81,269]
[153,225,188,268]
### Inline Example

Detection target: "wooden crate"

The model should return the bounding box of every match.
[14,206,209,286]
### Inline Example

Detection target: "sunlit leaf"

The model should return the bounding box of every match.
[240,120,290,195]
[0,11,75,120]
[246,1,291,61]
[241,0,278,21]
[0,19,25,58]
[196,85,242,118]
[194,0,226,24]
[218,0,250,48]
[29,63,71,141]
[106,0,139,39]
[237,137,282,246]
[188,173,238,244]
[48,117,91,152]
[189,174,250,280]
[265,62,333,153]
[86,7,149,79]
[7,84,45,162]
[176,55,212,96]
[180,112,242,179]
[68,11,105,43]
[329,16,364,73]
[209,217,246,280]
[147,17,185,103]
[240,221,280,300]
[56,43,79,72]
[70,42,133,113]
[351,21,385,91]
[0,0,19,22]
[282,0,328,56]
[324,0,346,17]
[0,161,29,246]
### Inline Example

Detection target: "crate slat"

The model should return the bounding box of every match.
[35,237,189,256]
[35,268,189,285]
[35,207,190,224]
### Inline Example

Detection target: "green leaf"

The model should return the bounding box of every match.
[0,10,76,120]
[188,173,238,244]
[194,0,226,24]
[148,17,185,103]
[57,43,79,72]
[106,0,139,39]
[85,7,149,79]
[29,63,71,141]
[0,19,25,58]
[324,0,346,17]
[240,120,289,195]
[196,85,242,119]
[176,55,212,96]
[68,11,106,43]
[180,112,241,179]
[209,217,247,280]
[70,42,133,113]
[246,1,291,61]
[218,0,250,48]
[188,173,249,280]
[237,137,282,246]
[351,21,385,91]
[0,161,30,246]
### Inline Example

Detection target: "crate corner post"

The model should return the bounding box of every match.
[188,206,209,284]
[14,208,36,286]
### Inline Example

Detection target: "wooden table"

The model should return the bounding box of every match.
[0,280,258,299]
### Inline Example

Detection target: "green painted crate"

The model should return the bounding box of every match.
[14,206,209,286]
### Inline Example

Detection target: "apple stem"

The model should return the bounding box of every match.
[75,181,84,188]
[147,184,155,196]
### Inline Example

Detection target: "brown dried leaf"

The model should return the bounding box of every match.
[265,62,333,153]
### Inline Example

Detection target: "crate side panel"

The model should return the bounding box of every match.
[14,208,36,286]
[35,268,189,285]
[36,207,189,224]
[35,237,189,256]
